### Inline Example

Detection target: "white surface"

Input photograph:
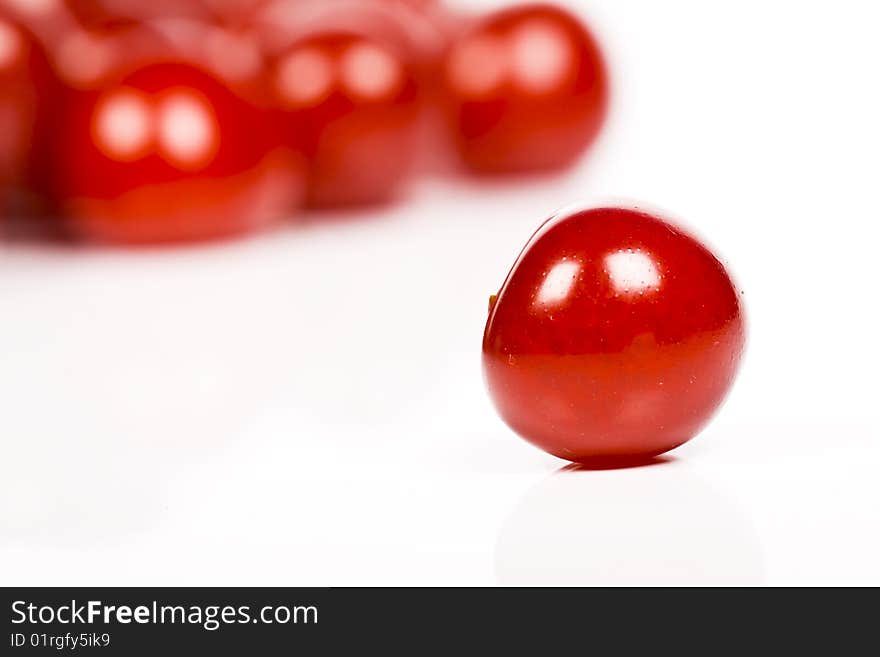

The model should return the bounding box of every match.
[1,0,878,586]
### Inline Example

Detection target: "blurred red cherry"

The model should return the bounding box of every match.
[267,30,421,208]
[0,15,34,209]
[440,3,608,174]
[51,29,304,244]
[484,206,745,465]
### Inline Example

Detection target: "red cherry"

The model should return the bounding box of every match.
[440,3,608,174]
[483,207,745,465]
[267,30,421,208]
[52,47,304,244]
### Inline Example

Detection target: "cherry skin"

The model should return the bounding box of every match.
[267,30,421,208]
[64,0,208,27]
[483,207,745,465]
[2,0,74,39]
[0,3,72,231]
[52,51,304,244]
[440,3,608,174]
[0,14,39,209]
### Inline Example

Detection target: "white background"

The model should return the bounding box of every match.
[1,0,878,585]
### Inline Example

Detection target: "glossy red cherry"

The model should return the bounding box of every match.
[440,3,608,174]
[267,30,421,208]
[483,206,745,465]
[52,47,304,244]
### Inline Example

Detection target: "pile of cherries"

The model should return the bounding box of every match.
[0,0,609,244]
[2,1,745,465]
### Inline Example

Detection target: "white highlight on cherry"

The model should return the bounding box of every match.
[604,249,662,295]
[341,43,402,100]
[0,20,23,71]
[535,260,581,306]
[277,48,334,107]
[446,35,508,98]
[157,93,219,169]
[93,91,152,161]
[511,20,572,94]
